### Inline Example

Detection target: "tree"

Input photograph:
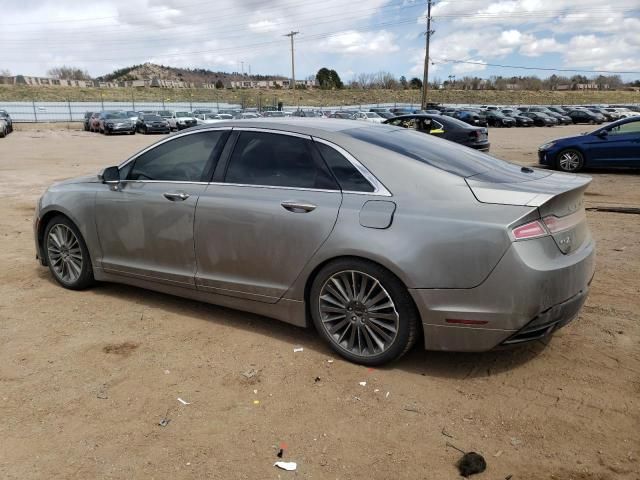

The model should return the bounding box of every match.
[375,71,398,89]
[215,79,224,89]
[409,77,422,89]
[0,69,11,76]
[399,76,408,89]
[47,66,92,80]
[316,67,343,89]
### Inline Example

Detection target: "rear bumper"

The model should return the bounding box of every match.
[410,236,595,352]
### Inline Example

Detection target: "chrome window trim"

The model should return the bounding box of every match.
[119,180,209,185]
[117,127,234,169]
[312,137,392,197]
[207,182,341,194]
[232,127,311,140]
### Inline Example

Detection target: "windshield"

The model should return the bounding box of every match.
[157,111,172,117]
[105,112,127,119]
[126,111,137,116]
[366,112,381,118]
[345,127,512,178]
[176,112,190,117]
[144,115,162,121]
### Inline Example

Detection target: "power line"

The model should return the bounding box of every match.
[433,58,640,75]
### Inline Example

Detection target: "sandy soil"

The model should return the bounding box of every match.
[0,124,638,479]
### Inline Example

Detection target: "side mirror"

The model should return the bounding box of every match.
[99,166,120,184]
[596,130,608,138]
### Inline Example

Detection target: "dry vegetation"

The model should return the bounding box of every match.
[1,84,639,106]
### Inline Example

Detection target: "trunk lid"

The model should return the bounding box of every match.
[465,170,591,254]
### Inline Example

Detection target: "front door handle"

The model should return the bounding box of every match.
[281,201,317,213]
[163,192,190,201]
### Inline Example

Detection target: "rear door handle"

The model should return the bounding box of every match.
[163,192,190,201]
[281,201,317,213]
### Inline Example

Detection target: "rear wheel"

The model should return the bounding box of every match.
[557,149,584,172]
[309,259,419,366]
[43,216,94,290]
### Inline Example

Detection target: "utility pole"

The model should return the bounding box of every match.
[421,0,434,109]
[284,31,299,90]
[241,61,244,76]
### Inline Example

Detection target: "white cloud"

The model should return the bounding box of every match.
[316,30,400,55]
[520,37,564,56]
[452,59,488,74]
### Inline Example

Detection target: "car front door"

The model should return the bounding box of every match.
[95,130,229,286]
[194,129,342,302]
[587,120,640,167]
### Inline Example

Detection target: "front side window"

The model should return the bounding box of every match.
[608,120,640,136]
[127,131,225,182]
[315,142,374,193]
[225,132,338,190]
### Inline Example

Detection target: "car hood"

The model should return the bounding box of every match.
[52,174,100,186]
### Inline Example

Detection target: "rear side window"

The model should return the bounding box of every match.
[127,131,225,182]
[225,132,338,190]
[315,142,374,193]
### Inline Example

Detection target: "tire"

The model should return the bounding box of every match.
[556,149,584,173]
[43,216,94,290]
[309,258,419,366]
[0,129,5,138]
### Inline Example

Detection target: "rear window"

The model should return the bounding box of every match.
[344,127,529,179]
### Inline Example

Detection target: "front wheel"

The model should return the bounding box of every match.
[43,216,94,290]
[309,259,419,366]
[557,149,584,172]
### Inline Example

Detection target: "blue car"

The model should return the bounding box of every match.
[538,117,640,172]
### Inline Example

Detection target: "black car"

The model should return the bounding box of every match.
[521,112,558,127]
[83,111,93,131]
[0,110,13,133]
[501,110,534,127]
[586,108,615,122]
[384,114,490,152]
[547,106,568,115]
[484,110,516,127]
[452,110,488,127]
[136,114,170,134]
[545,111,573,125]
[100,112,136,135]
[565,109,604,125]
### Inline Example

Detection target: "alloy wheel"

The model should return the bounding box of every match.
[558,151,582,172]
[47,224,83,284]
[318,270,399,357]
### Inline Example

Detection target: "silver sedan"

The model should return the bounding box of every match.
[34,119,595,365]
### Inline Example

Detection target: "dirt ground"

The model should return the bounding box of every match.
[0,123,638,480]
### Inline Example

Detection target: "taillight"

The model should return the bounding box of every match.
[542,210,585,233]
[512,220,547,240]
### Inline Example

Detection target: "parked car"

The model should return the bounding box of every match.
[329,112,354,119]
[545,112,573,125]
[484,111,516,128]
[262,111,286,118]
[124,111,139,124]
[452,110,488,127]
[34,119,594,365]
[0,118,8,138]
[586,108,616,122]
[384,114,490,151]
[136,114,170,134]
[565,109,604,125]
[501,110,534,127]
[83,112,93,131]
[192,108,213,115]
[547,106,568,115]
[170,111,198,130]
[0,110,13,133]
[604,107,636,119]
[521,112,558,127]
[538,117,640,172]
[100,112,136,135]
[194,113,227,125]
[369,107,392,115]
[352,111,385,123]
[376,112,395,119]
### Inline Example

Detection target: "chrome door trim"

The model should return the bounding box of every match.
[119,180,210,185]
[207,181,340,194]
[312,137,392,197]
[232,127,311,140]
[117,126,234,169]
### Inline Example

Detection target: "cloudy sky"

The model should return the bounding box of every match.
[1,0,639,81]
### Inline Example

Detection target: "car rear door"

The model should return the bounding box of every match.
[194,129,342,302]
[95,130,229,286]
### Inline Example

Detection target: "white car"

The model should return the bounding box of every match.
[604,107,638,119]
[352,111,385,123]
[0,118,8,138]
[194,113,230,125]
[166,111,197,130]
